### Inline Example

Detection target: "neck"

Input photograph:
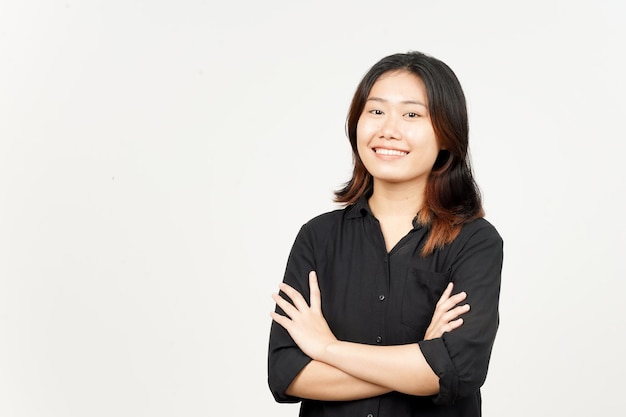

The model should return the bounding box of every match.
[368,179,425,219]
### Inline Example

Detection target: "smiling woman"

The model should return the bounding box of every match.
[356,72,439,207]
[268,51,503,417]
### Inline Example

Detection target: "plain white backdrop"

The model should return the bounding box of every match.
[1,0,625,415]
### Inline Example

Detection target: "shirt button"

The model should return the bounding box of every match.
[378,294,385,301]
[376,336,382,343]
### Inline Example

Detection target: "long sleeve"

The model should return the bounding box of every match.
[267,223,316,403]
[418,220,503,405]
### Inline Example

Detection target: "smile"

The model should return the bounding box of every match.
[374,148,408,156]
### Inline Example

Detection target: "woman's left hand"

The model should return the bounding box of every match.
[423,282,470,340]
[271,271,337,360]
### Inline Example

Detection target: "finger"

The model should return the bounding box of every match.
[435,282,454,307]
[440,304,470,323]
[272,292,298,318]
[431,299,468,333]
[279,282,309,311]
[270,310,291,329]
[439,317,464,336]
[436,291,467,313]
[309,271,322,312]
[447,317,464,332]
[449,291,467,305]
[456,303,470,314]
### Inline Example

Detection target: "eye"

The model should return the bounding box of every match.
[369,109,383,115]
[405,112,419,118]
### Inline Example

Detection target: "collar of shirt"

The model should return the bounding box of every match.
[347,195,424,231]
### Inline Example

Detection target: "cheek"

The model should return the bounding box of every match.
[355,122,369,154]
[356,119,376,144]
[356,139,368,162]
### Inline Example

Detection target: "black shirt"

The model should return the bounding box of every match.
[268,197,503,417]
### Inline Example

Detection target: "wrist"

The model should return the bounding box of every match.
[317,339,342,365]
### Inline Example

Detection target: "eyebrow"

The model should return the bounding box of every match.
[366,97,428,108]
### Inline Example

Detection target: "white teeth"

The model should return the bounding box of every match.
[375,148,408,156]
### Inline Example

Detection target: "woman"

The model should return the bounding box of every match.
[268,51,503,416]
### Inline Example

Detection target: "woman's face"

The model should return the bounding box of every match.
[356,70,440,190]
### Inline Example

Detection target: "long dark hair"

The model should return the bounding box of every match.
[335,51,484,256]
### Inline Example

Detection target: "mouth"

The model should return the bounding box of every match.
[373,147,408,156]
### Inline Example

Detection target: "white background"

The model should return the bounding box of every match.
[1,0,625,416]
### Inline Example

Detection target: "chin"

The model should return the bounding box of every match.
[373,175,411,185]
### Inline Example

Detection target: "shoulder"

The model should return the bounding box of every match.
[292,204,358,245]
[459,217,502,241]
[302,205,353,234]
[451,217,503,253]
[443,217,504,273]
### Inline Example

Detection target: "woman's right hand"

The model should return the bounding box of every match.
[424,282,470,340]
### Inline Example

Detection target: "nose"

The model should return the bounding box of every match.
[379,113,400,140]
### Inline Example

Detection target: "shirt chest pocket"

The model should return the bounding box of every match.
[401,268,450,336]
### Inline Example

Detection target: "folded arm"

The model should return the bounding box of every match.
[272,272,469,398]
[286,360,391,400]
